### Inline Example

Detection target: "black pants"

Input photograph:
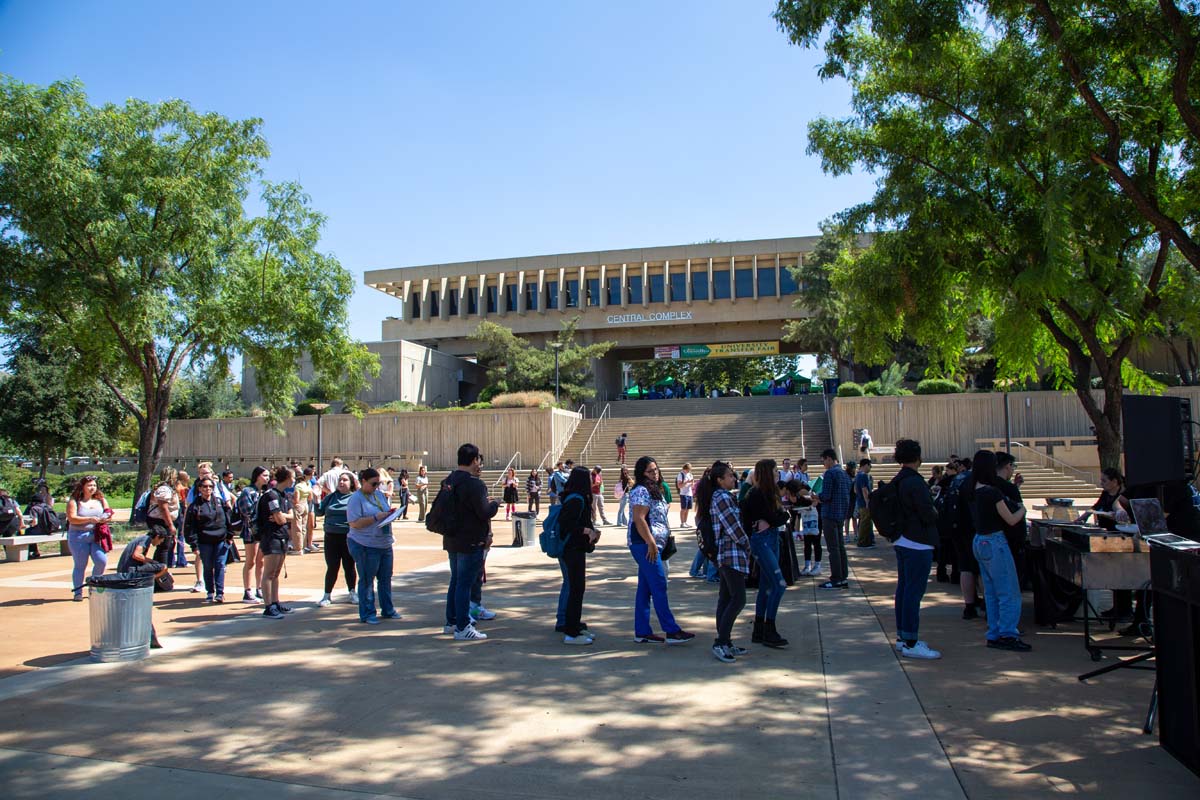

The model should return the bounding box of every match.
[716,566,747,646]
[527,493,540,514]
[561,547,586,636]
[323,533,357,594]
[804,533,822,563]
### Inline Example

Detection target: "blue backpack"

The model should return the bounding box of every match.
[130,489,153,526]
[539,492,584,558]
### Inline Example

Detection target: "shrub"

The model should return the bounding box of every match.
[489,391,555,409]
[342,399,372,415]
[477,384,502,403]
[0,465,138,504]
[465,401,491,410]
[916,378,963,395]
[837,382,864,397]
[294,401,322,416]
[370,400,430,413]
[862,380,881,396]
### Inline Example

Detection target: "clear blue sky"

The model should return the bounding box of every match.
[1,1,873,374]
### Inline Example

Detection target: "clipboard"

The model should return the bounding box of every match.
[378,507,402,527]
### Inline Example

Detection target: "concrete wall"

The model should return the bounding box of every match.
[159,406,581,473]
[241,340,485,408]
[830,387,1200,464]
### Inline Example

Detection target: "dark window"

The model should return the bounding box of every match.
[669,272,687,302]
[566,279,579,308]
[546,280,559,309]
[712,271,731,299]
[607,276,621,305]
[735,268,754,298]
[467,287,479,315]
[410,293,421,319]
[448,288,459,316]
[430,293,440,317]
[525,283,538,311]
[505,284,518,312]
[627,275,643,304]
[693,271,709,300]
[586,278,600,307]
[486,286,497,313]
[649,274,665,303]
[780,266,799,295]
[757,267,777,297]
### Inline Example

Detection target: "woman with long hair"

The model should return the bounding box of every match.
[183,476,233,602]
[615,465,632,527]
[739,459,790,648]
[237,466,269,604]
[65,476,113,600]
[175,470,193,572]
[502,466,518,520]
[256,466,295,619]
[346,467,399,624]
[556,466,602,644]
[627,456,694,645]
[697,461,752,662]
[525,467,541,515]
[397,468,411,519]
[969,450,1031,652]
[414,465,430,522]
[316,470,359,607]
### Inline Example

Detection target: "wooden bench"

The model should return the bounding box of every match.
[0,533,70,562]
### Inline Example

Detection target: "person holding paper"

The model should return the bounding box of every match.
[346,467,399,625]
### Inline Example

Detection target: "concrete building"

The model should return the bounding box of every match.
[363,236,821,399]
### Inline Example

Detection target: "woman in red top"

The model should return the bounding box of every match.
[591,466,611,526]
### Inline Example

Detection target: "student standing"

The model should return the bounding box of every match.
[889,439,942,660]
[525,468,541,515]
[853,459,875,548]
[739,460,790,648]
[591,466,611,526]
[698,461,752,662]
[814,449,852,589]
[315,471,358,607]
[502,466,518,520]
[969,450,1032,652]
[556,467,602,644]
[414,465,430,523]
[346,468,399,625]
[237,467,268,604]
[676,463,695,528]
[440,443,499,640]
[627,456,694,645]
[256,467,295,620]
[65,476,113,600]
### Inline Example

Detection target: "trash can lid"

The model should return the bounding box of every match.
[86,572,155,589]
[513,512,537,518]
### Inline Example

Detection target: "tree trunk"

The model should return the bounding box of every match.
[38,444,48,480]
[1067,354,1124,471]
[134,392,172,497]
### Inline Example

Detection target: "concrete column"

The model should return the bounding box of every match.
[641,262,649,308]
[776,253,782,297]
[401,279,412,321]
[517,270,526,315]
[752,254,759,300]
[663,260,671,306]
[599,264,608,309]
[557,268,566,313]
[420,278,431,321]
[707,258,714,305]
[497,272,507,316]
[536,269,545,313]
[578,266,586,309]
[729,256,736,305]
[620,263,628,308]
[458,276,468,319]
[438,277,449,320]
[478,274,487,319]
[685,259,693,304]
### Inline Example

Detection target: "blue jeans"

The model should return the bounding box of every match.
[629,541,681,637]
[617,494,630,527]
[973,532,1022,640]
[894,545,933,642]
[68,530,107,594]
[446,549,486,630]
[197,540,229,597]
[689,547,708,577]
[705,556,720,582]
[348,539,395,622]
[556,557,570,628]
[750,529,787,620]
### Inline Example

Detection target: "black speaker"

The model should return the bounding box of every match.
[1151,545,1200,777]
[1123,395,1194,486]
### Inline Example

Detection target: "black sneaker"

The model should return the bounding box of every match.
[835,581,849,589]
[818,581,838,590]
[665,630,696,645]
[633,634,665,644]
[962,605,979,620]
[262,604,284,619]
[277,604,294,614]
[987,637,1032,652]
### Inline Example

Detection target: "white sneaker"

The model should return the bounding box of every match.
[899,641,941,660]
[470,604,497,621]
[191,581,203,593]
[563,634,594,645]
[454,624,488,641]
[800,564,813,576]
[347,591,358,604]
[318,595,332,607]
[810,563,822,577]
[442,625,455,634]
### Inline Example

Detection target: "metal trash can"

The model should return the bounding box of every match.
[86,572,155,663]
[512,512,538,547]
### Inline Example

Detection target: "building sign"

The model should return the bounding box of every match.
[655,340,780,360]
[606,311,694,325]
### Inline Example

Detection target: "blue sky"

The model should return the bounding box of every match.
[1,1,874,374]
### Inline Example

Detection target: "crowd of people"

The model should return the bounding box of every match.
[9,435,1200,666]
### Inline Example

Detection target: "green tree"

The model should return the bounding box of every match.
[469,317,614,405]
[169,360,244,420]
[0,324,125,477]
[0,77,378,494]
[773,1,1198,467]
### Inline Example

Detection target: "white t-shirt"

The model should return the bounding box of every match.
[318,466,351,496]
[677,472,694,497]
[779,469,794,483]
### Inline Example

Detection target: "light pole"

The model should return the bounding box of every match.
[310,403,331,468]
[548,342,563,404]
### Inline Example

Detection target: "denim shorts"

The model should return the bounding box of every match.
[680,495,694,510]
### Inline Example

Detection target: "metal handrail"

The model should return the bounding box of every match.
[1008,441,1100,487]
[578,403,612,465]
[491,451,522,492]
[537,404,586,473]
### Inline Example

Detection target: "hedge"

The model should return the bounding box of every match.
[915,378,964,395]
[837,382,864,397]
[0,464,139,505]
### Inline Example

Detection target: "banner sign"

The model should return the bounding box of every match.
[655,341,780,360]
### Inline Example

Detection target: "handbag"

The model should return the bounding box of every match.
[661,535,678,561]
[154,571,175,593]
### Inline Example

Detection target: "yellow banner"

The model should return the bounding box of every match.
[700,340,780,358]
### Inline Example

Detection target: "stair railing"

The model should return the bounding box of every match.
[1008,441,1100,487]
[491,451,522,492]
[578,403,612,466]
[537,404,586,473]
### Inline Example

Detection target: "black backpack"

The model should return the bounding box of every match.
[0,496,19,536]
[695,515,718,562]
[869,473,918,542]
[425,476,459,535]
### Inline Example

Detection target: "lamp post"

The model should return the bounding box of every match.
[548,342,563,404]
[310,403,331,469]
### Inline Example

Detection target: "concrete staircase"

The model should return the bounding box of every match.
[865,462,1099,501]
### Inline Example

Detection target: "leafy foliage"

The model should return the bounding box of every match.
[469,317,614,405]
[837,381,865,397]
[168,361,245,420]
[915,378,964,395]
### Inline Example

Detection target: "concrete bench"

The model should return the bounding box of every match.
[0,533,70,562]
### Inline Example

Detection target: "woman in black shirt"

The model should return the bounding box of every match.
[557,467,601,644]
[739,460,791,648]
[184,478,233,603]
[970,450,1030,652]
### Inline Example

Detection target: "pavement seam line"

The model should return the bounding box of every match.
[812,575,842,800]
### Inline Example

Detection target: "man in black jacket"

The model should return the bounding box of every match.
[892,438,942,660]
[443,443,499,640]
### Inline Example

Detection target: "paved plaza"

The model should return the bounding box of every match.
[0,511,1196,799]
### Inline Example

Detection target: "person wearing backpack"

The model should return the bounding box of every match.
[440,443,499,641]
[21,483,61,559]
[0,483,24,541]
[615,433,627,465]
[237,466,268,604]
[548,461,568,507]
[887,439,942,660]
[555,467,601,644]
[256,467,296,620]
[697,461,751,663]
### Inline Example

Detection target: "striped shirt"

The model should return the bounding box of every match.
[712,488,751,574]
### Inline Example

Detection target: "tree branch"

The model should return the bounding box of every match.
[1159,0,1200,141]
[98,374,145,425]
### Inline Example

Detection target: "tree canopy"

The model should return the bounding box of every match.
[0,77,378,493]
[773,0,1200,467]
[469,318,614,405]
